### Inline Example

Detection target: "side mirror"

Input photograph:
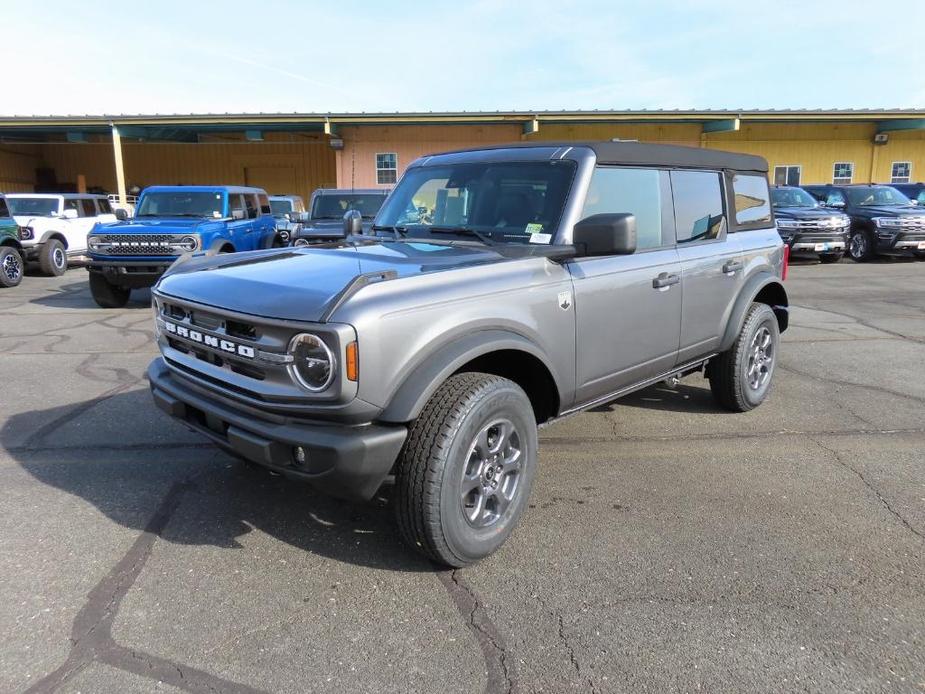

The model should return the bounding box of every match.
[343,209,363,236]
[828,200,846,208]
[231,209,246,221]
[62,209,79,220]
[115,208,128,221]
[572,213,637,256]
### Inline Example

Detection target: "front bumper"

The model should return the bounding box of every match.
[780,231,848,253]
[877,232,925,254]
[87,258,175,288]
[148,358,407,501]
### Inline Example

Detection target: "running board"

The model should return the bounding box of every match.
[542,354,716,428]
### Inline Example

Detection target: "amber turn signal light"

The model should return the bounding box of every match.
[346,341,358,381]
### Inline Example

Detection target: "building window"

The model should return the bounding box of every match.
[833,162,854,185]
[891,162,912,184]
[774,165,801,186]
[376,153,398,185]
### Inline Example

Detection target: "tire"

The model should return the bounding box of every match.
[818,252,843,264]
[394,372,538,568]
[39,239,68,276]
[89,272,130,308]
[708,303,780,412]
[847,229,876,262]
[293,238,310,247]
[0,246,24,288]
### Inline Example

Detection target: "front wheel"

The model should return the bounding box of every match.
[39,239,68,276]
[89,272,130,308]
[848,230,876,262]
[818,252,843,264]
[0,246,24,288]
[394,373,538,567]
[709,303,780,412]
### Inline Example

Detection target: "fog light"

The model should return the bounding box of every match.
[293,446,307,467]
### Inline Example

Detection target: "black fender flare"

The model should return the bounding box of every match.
[38,229,68,248]
[378,329,561,423]
[719,272,789,352]
[207,238,235,254]
[1,238,23,253]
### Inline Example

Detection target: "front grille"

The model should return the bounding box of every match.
[92,233,192,256]
[777,219,847,231]
[896,218,925,230]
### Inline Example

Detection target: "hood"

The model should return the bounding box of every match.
[156,240,509,322]
[851,205,925,218]
[97,217,208,234]
[774,207,847,221]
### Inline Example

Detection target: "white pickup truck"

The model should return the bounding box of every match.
[7,193,122,275]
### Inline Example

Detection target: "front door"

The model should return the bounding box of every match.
[226,193,252,250]
[670,170,745,362]
[569,167,682,405]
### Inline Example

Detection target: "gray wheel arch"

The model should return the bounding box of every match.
[378,329,563,424]
[40,230,68,248]
[719,272,789,352]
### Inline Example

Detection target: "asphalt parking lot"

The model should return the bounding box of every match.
[1,259,924,694]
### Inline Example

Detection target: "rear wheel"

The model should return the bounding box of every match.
[39,239,68,276]
[709,303,780,412]
[89,272,130,308]
[818,252,843,264]
[848,230,876,262]
[394,373,538,567]
[0,246,24,288]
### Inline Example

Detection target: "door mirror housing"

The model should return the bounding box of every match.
[572,213,637,256]
[114,208,128,221]
[827,200,846,208]
[343,209,363,236]
[61,209,79,220]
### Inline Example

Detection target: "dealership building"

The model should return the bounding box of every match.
[1,109,924,203]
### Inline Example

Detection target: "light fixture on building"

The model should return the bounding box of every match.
[329,138,344,150]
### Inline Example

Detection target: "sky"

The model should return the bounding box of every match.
[3,0,925,116]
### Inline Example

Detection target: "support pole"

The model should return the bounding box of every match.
[111,124,127,205]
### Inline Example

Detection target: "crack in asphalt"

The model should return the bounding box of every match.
[812,437,924,544]
[24,478,268,694]
[437,569,516,694]
[792,301,925,345]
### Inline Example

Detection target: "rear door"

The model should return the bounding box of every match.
[66,198,101,252]
[672,169,745,363]
[226,193,250,250]
[569,166,682,404]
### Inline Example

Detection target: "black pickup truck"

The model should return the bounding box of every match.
[803,184,925,261]
[770,186,850,263]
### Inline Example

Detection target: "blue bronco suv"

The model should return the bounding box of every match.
[86,185,277,307]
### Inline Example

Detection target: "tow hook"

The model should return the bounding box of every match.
[663,375,681,388]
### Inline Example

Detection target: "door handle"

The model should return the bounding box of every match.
[722,260,743,275]
[652,272,680,289]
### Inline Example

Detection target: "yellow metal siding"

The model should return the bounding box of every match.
[531,123,701,146]
[0,144,41,192]
[37,133,336,201]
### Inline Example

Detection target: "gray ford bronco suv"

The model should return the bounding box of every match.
[148,142,788,567]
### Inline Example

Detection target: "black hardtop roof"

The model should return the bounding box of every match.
[430,141,768,173]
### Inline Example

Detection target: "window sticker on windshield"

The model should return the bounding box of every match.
[525,222,544,233]
[529,232,552,244]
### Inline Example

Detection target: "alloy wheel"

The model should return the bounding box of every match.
[2,252,22,282]
[746,325,774,391]
[849,233,866,259]
[53,247,66,270]
[460,419,523,528]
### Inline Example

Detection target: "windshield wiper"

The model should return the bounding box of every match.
[428,225,495,245]
[371,224,407,239]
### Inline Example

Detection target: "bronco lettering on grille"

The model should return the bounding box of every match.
[164,320,256,359]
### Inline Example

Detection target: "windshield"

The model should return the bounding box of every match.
[7,197,59,216]
[269,199,293,216]
[136,191,225,218]
[375,161,577,244]
[770,187,817,208]
[844,186,912,207]
[311,194,384,220]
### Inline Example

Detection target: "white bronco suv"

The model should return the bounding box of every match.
[7,194,121,276]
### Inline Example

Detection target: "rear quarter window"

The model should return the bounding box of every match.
[732,174,772,227]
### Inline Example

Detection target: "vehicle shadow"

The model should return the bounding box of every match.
[25,277,152,310]
[1,390,432,573]
[592,381,726,415]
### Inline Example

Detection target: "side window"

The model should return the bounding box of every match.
[227,193,244,217]
[243,194,258,219]
[581,167,671,250]
[0,198,9,218]
[79,199,97,217]
[64,199,80,213]
[826,190,847,206]
[97,198,113,215]
[671,170,726,244]
[731,174,772,227]
[258,193,271,215]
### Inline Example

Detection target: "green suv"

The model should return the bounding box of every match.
[0,194,25,288]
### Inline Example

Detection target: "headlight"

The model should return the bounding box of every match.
[88,235,106,252]
[175,236,199,252]
[873,217,901,229]
[18,226,33,240]
[776,219,799,229]
[287,333,335,392]
[279,230,290,242]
